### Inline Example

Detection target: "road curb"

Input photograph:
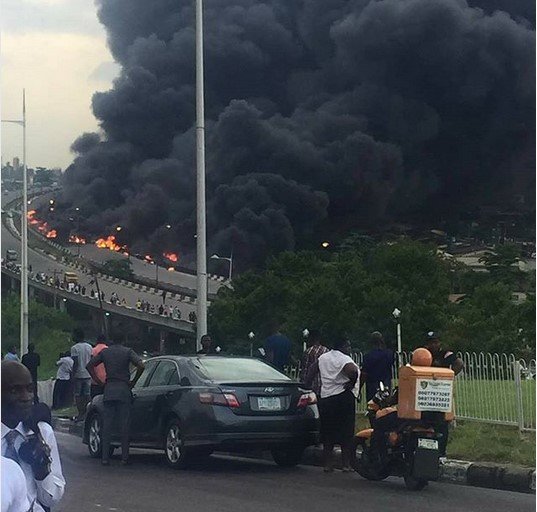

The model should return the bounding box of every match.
[53,417,534,493]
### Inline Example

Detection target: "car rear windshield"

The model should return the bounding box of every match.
[195,358,291,383]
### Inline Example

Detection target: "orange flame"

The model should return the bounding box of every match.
[163,252,178,263]
[46,230,57,239]
[95,235,123,252]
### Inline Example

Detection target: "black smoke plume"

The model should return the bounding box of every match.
[54,0,535,268]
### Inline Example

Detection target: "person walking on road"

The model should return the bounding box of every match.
[360,331,394,401]
[22,344,41,404]
[52,352,73,410]
[90,334,108,399]
[300,329,329,396]
[1,361,66,512]
[264,321,292,372]
[86,331,145,466]
[308,338,359,473]
[70,328,93,422]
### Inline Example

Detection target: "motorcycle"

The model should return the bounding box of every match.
[351,382,445,491]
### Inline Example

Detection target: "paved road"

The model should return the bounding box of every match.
[2,190,202,322]
[27,190,224,294]
[55,432,534,512]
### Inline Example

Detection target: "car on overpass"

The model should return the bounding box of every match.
[83,356,320,468]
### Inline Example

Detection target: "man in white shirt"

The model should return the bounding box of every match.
[52,352,74,410]
[2,456,31,512]
[70,327,93,422]
[309,338,359,472]
[1,361,66,512]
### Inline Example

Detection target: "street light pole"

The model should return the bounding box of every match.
[2,90,29,355]
[195,0,208,352]
[392,308,402,367]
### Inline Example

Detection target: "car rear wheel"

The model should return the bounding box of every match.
[87,414,115,459]
[271,446,305,467]
[164,420,190,469]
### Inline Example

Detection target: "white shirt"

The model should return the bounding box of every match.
[70,342,93,379]
[1,421,66,512]
[56,357,74,380]
[1,457,31,512]
[318,350,360,399]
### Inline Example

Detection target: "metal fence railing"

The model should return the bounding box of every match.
[286,350,536,432]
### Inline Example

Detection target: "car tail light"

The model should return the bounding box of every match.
[297,391,317,408]
[198,392,240,408]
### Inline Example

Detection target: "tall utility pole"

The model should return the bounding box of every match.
[195,0,208,351]
[3,91,29,355]
[21,90,29,355]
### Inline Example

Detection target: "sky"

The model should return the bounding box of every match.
[1,0,119,170]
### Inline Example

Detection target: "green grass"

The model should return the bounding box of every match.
[52,406,77,418]
[448,420,535,467]
[454,379,536,426]
[380,378,536,429]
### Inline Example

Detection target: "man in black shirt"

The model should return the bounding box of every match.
[86,331,144,466]
[22,344,41,404]
[197,334,216,355]
[424,332,464,375]
[423,331,464,457]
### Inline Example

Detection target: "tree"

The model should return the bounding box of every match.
[101,258,134,280]
[478,244,523,286]
[1,294,75,378]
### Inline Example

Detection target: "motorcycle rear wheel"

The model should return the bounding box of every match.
[350,436,390,481]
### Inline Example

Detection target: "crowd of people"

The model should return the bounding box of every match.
[0,325,149,511]
[260,324,463,471]
[1,258,193,323]
[1,321,463,511]
[135,299,184,320]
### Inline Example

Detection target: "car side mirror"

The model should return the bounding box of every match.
[180,377,191,387]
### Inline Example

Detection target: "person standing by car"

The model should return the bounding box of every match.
[360,332,394,401]
[300,329,329,397]
[90,334,108,399]
[86,331,145,466]
[309,338,359,473]
[197,334,221,355]
[264,321,291,372]
[22,344,41,404]
[70,328,93,422]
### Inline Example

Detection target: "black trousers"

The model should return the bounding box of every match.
[52,379,70,409]
[90,384,104,399]
[437,421,449,457]
[101,400,132,462]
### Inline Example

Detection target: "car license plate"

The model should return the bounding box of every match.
[418,438,438,450]
[257,397,281,410]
